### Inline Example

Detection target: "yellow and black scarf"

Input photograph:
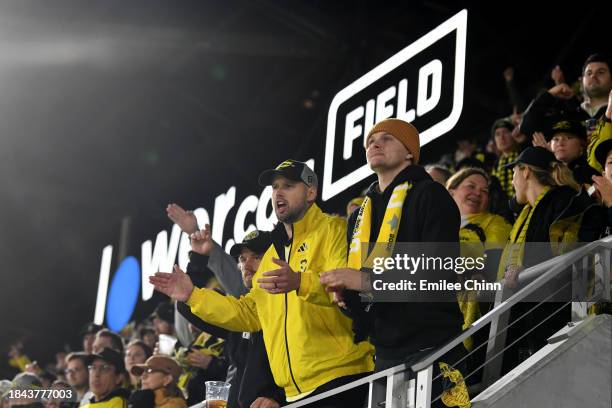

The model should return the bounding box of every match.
[348,182,412,270]
[349,181,471,407]
[492,151,518,198]
[497,186,551,280]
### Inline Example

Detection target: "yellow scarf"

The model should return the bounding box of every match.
[497,186,551,280]
[348,182,412,270]
[348,181,471,407]
[440,362,471,407]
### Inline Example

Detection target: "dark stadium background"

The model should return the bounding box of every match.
[0,0,608,376]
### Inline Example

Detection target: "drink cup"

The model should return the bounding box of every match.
[158,334,177,355]
[205,381,231,408]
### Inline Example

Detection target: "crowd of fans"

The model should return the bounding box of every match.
[2,53,611,408]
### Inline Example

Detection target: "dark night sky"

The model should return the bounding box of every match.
[0,0,609,375]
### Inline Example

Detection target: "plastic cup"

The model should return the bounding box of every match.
[158,334,177,355]
[205,381,231,407]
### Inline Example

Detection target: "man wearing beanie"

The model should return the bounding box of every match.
[320,118,465,404]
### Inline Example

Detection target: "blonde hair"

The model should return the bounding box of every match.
[446,167,490,191]
[164,382,184,399]
[522,161,580,191]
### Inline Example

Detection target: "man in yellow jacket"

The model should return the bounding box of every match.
[151,160,374,407]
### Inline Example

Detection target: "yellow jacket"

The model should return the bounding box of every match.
[187,204,374,399]
[82,393,128,408]
[458,212,511,350]
[588,119,612,173]
[460,213,512,249]
[153,389,187,408]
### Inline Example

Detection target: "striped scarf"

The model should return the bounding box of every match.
[492,151,518,198]
[497,186,551,280]
[348,182,412,271]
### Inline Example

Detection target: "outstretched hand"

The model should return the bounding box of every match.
[257,258,300,294]
[551,65,565,86]
[189,224,215,255]
[592,174,612,207]
[531,132,551,150]
[166,203,198,234]
[149,265,194,302]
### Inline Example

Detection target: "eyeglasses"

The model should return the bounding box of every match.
[64,367,84,375]
[88,364,113,373]
[141,368,166,377]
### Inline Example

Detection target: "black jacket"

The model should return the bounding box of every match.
[567,155,600,186]
[520,91,607,138]
[343,165,464,359]
[521,186,606,267]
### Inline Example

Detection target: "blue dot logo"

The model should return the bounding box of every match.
[106,256,140,332]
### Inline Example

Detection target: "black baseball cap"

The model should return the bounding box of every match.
[258,159,317,187]
[503,146,558,170]
[230,230,272,258]
[86,347,126,373]
[150,302,174,325]
[594,139,612,169]
[545,119,586,141]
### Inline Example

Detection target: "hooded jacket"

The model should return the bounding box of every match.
[343,165,464,359]
[185,203,375,399]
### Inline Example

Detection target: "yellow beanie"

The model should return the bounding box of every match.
[365,118,420,164]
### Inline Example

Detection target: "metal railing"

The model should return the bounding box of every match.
[285,236,612,408]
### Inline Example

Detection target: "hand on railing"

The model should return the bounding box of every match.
[504,264,524,289]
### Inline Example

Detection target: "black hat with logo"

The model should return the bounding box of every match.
[258,159,317,187]
[545,119,586,141]
[86,347,126,374]
[230,230,272,258]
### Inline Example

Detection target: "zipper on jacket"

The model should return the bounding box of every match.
[283,237,301,393]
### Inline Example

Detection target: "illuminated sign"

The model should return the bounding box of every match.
[94,185,276,329]
[95,9,468,329]
[322,9,467,200]
[95,160,313,329]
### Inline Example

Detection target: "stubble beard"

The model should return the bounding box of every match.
[585,83,611,99]
[276,201,308,224]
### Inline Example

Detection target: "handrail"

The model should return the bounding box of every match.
[411,236,612,371]
[282,363,411,407]
[280,235,612,407]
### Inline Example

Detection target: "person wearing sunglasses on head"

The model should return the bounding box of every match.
[128,356,186,408]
